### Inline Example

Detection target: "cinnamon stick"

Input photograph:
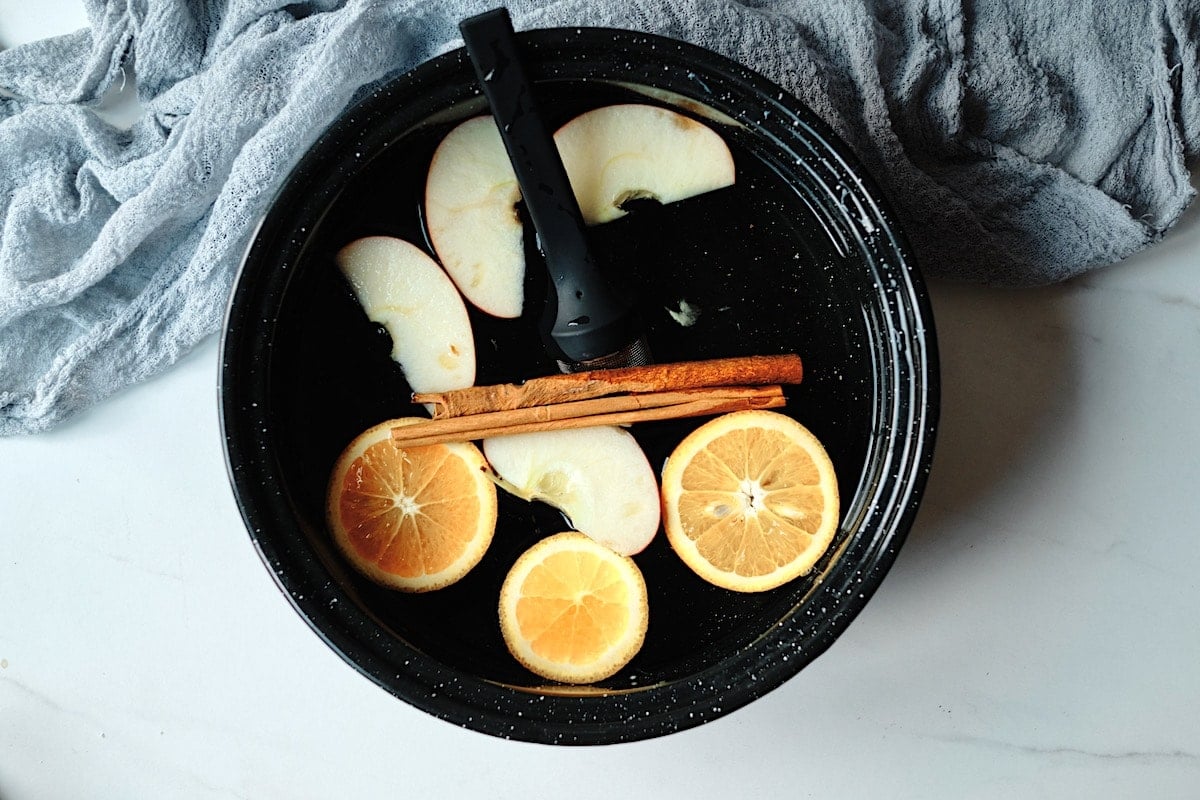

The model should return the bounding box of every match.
[391,385,786,448]
[413,354,803,419]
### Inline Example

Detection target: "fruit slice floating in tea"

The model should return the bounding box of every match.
[661,410,840,592]
[553,103,735,225]
[326,419,497,591]
[422,104,735,319]
[425,116,524,319]
[483,426,661,556]
[336,236,475,393]
[499,532,649,684]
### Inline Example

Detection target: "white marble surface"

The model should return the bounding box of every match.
[2,5,1198,798]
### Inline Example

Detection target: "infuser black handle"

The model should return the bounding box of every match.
[459,8,638,366]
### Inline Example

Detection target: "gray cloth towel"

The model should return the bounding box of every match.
[1,0,1197,435]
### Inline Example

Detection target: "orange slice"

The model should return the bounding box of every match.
[326,418,497,592]
[661,410,839,592]
[499,532,648,684]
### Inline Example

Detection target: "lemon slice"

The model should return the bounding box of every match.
[661,410,839,592]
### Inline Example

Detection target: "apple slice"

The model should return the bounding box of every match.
[482,426,660,556]
[424,106,734,317]
[336,236,475,393]
[424,116,525,319]
[554,103,736,225]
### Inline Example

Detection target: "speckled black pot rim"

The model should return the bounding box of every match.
[219,26,939,745]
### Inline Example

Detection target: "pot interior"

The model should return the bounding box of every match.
[222,28,936,742]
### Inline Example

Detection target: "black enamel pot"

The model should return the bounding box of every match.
[220,25,938,744]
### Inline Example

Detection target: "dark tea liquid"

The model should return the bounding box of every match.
[271,81,872,687]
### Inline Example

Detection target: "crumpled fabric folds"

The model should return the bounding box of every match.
[1,0,1197,434]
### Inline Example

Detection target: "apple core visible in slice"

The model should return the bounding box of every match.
[336,236,475,393]
[424,115,524,318]
[554,103,736,225]
[482,426,661,556]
